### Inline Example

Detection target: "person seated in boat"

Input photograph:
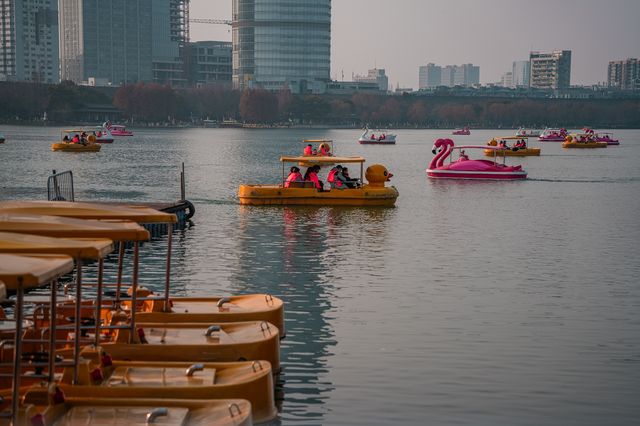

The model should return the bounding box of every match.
[96,130,102,137]
[71,134,80,144]
[284,166,303,188]
[304,144,313,156]
[80,132,88,145]
[459,150,469,161]
[342,167,358,188]
[63,135,70,143]
[371,133,376,140]
[304,166,324,191]
[319,144,331,156]
[327,165,347,190]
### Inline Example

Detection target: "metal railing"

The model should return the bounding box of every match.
[47,170,74,202]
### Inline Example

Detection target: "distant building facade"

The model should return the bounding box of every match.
[529,50,571,89]
[60,0,153,85]
[0,0,59,83]
[187,41,232,87]
[326,80,381,95]
[354,68,388,92]
[232,0,331,94]
[512,60,530,87]
[608,58,639,91]
[500,71,513,88]
[152,0,189,86]
[419,62,479,88]
[419,63,441,89]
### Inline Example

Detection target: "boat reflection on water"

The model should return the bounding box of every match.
[235,205,394,424]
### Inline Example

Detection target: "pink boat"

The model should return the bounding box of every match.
[103,121,134,136]
[538,128,568,142]
[427,138,527,180]
[583,128,619,145]
[452,127,471,135]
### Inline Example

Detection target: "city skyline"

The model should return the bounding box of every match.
[190,0,640,89]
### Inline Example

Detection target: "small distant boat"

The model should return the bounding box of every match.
[52,129,102,152]
[109,124,134,136]
[485,136,541,157]
[427,138,527,180]
[538,127,568,142]
[452,127,471,136]
[563,134,607,149]
[516,127,541,137]
[358,128,396,145]
[218,118,243,128]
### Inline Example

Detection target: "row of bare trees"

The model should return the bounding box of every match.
[2,80,639,127]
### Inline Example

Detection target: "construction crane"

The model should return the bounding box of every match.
[189,18,232,26]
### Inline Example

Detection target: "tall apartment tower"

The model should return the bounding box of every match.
[419,63,441,89]
[152,0,189,86]
[608,58,639,91]
[0,0,59,83]
[232,0,331,94]
[529,50,571,90]
[59,0,153,85]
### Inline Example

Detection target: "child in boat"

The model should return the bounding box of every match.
[284,166,303,188]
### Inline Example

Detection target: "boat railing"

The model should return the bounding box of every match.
[47,170,75,202]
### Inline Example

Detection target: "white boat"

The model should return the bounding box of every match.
[358,128,397,145]
[516,127,541,137]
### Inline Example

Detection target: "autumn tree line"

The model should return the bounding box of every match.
[2,80,640,128]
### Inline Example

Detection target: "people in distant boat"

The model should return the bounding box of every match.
[312,148,318,156]
[304,165,324,191]
[498,139,508,149]
[284,166,303,188]
[71,134,80,144]
[327,165,347,190]
[319,143,331,156]
[304,144,313,156]
[63,135,70,143]
[371,133,376,140]
[459,150,469,161]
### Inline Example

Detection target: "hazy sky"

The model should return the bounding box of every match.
[190,0,640,89]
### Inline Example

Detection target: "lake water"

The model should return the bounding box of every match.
[1,126,639,425]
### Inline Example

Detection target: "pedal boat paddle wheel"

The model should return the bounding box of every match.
[427,138,528,180]
[238,156,399,206]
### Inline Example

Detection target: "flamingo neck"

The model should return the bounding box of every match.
[436,144,452,168]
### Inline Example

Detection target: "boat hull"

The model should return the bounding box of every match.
[538,137,566,142]
[238,185,399,206]
[111,131,134,136]
[562,142,607,148]
[427,169,527,180]
[51,143,101,152]
[358,139,396,145]
[96,138,114,143]
[452,131,470,135]
[483,148,541,157]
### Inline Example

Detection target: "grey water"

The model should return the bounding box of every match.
[1,126,639,425]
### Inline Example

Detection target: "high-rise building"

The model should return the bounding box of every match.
[232,0,331,94]
[59,0,153,85]
[608,58,639,91]
[529,50,571,89]
[0,0,59,83]
[186,41,232,87]
[500,71,513,88]
[512,60,530,87]
[152,0,189,86]
[454,64,479,86]
[354,68,388,92]
[419,63,441,89]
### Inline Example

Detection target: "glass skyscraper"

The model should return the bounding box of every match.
[60,0,153,85]
[232,0,331,94]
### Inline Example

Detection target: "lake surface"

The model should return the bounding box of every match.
[1,126,639,425]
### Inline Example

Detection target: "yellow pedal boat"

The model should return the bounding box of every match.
[135,293,286,338]
[562,134,607,149]
[51,142,101,152]
[239,156,399,206]
[20,385,252,426]
[98,321,281,372]
[485,136,541,156]
[56,349,277,423]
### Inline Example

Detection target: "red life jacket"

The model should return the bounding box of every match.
[284,172,302,188]
[327,169,337,183]
[307,172,321,189]
[320,147,329,156]
[304,146,313,156]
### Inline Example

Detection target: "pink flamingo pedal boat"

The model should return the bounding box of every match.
[427,138,527,180]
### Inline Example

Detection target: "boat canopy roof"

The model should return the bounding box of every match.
[0,232,113,259]
[0,214,150,241]
[454,145,503,151]
[281,156,365,164]
[0,253,74,289]
[0,201,177,224]
[497,136,529,140]
[302,139,333,144]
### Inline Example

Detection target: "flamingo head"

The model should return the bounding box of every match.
[432,138,454,155]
